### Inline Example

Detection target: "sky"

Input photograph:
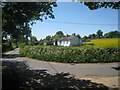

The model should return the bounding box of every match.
[31,2,118,40]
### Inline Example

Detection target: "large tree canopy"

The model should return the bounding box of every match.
[80,2,120,10]
[2,2,57,40]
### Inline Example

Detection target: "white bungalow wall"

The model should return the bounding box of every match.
[57,37,82,46]
[57,40,70,46]
[53,42,56,45]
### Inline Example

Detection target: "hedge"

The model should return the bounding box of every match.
[19,45,120,63]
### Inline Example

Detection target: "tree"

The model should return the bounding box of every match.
[45,35,51,41]
[104,33,110,38]
[88,33,96,39]
[75,2,120,10]
[53,31,64,41]
[91,34,96,39]
[88,34,92,39]
[56,31,64,36]
[2,2,57,42]
[82,36,88,42]
[104,30,120,38]
[96,30,103,39]
[39,39,46,45]
[76,34,81,39]
[31,36,38,42]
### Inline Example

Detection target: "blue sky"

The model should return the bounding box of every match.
[31,2,118,40]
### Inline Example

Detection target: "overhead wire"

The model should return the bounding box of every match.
[45,20,118,26]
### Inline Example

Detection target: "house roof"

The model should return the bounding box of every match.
[58,35,77,41]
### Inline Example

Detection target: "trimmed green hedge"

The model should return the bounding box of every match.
[19,45,120,63]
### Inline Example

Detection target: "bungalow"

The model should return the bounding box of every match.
[44,41,53,45]
[57,35,82,46]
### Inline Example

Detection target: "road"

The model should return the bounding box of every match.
[2,48,119,77]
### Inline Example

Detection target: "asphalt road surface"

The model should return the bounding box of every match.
[2,48,119,77]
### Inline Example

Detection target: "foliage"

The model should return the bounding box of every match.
[54,35,63,41]
[56,31,64,36]
[54,31,65,41]
[88,34,96,39]
[18,43,26,48]
[96,30,103,39]
[81,2,120,10]
[82,30,120,41]
[39,31,65,45]
[104,30,120,38]
[76,34,81,39]
[2,2,57,41]
[82,36,90,42]
[2,43,13,53]
[2,41,20,53]
[45,35,51,41]
[20,44,119,63]
[29,36,38,45]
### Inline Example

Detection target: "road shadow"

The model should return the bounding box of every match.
[2,60,109,90]
[2,54,24,59]
[112,67,120,71]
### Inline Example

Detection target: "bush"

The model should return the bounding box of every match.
[18,43,26,48]
[2,43,14,53]
[19,45,120,63]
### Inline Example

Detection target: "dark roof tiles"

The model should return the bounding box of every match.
[58,35,77,41]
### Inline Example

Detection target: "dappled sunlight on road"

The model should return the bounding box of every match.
[2,61,108,89]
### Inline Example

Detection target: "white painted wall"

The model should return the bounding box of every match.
[57,37,82,46]
[53,42,55,45]
[44,42,47,45]
[57,41,70,46]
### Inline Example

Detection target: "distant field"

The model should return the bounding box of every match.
[82,38,119,48]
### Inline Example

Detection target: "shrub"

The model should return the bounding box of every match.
[19,45,120,63]
[2,43,13,53]
[18,43,26,48]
